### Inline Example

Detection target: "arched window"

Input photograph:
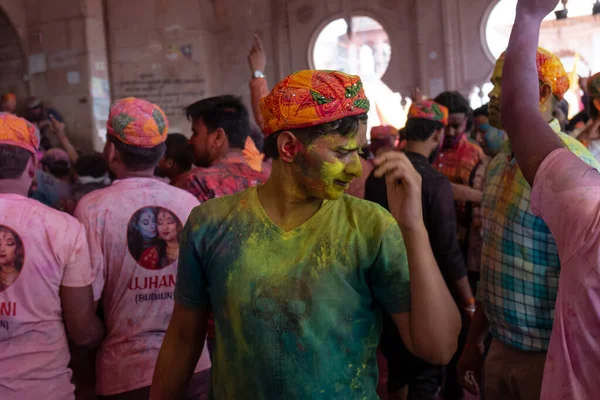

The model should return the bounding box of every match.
[483,0,599,118]
[312,16,406,132]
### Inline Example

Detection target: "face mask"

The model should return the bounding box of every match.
[480,124,507,156]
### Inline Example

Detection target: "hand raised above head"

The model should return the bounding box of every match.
[516,0,560,21]
[248,34,267,73]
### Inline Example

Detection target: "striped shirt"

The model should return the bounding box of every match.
[480,119,600,351]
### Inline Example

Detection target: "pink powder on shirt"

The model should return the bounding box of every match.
[531,149,600,400]
[0,194,94,399]
[74,178,211,396]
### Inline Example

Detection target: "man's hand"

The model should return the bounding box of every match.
[248,34,267,74]
[410,87,423,103]
[457,343,485,395]
[50,114,67,140]
[516,0,560,20]
[373,151,423,231]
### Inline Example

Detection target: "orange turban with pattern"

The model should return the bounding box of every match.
[260,70,370,136]
[499,47,569,100]
[107,97,168,148]
[0,113,40,154]
[370,125,398,140]
[408,100,449,126]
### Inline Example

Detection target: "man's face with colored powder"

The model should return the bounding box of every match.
[488,58,504,130]
[294,121,367,200]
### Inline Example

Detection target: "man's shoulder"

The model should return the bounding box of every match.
[338,194,397,228]
[188,188,250,225]
[2,196,82,232]
[558,132,600,169]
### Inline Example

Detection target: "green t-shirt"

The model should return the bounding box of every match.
[176,186,410,399]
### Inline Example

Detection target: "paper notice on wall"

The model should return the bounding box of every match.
[67,71,80,84]
[29,53,47,74]
[429,78,445,98]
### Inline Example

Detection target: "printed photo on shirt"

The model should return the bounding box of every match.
[127,207,183,270]
[0,225,24,292]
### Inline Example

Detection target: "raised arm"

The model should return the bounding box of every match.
[374,151,461,365]
[501,0,563,186]
[248,34,269,131]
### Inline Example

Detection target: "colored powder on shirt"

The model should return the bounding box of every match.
[176,187,411,399]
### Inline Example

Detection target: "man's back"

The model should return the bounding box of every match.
[176,187,411,399]
[74,178,209,396]
[0,194,93,399]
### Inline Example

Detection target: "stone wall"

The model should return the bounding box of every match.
[0,0,509,151]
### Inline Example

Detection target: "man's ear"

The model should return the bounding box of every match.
[433,129,443,144]
[27,154,38,179]
[539,83,553,106]
[277,131,304,163]
[211,128,227,149]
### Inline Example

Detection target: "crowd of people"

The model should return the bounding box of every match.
[1,0,600,399]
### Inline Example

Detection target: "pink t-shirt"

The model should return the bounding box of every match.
[531,149,600,400]
[0,194,93,400]
[74,178,210,396]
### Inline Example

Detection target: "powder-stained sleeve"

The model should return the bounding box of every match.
[531,148,600,262]
[60,220,94,288]
[175,211,210,309]
[369,220,411,314]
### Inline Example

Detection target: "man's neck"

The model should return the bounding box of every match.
[403,141,432,159]
[114,168,156,180]
[0,179,30,196]
[257,162,323,233]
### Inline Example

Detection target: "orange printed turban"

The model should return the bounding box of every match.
[499,47,569,100]
[260,70,370,136]
[589,72,600,98]
[408,100,449,126]
[107,97,168,148]
[370,125,398,140]
[0,113,40,154]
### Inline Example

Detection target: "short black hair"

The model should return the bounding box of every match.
[434,91,472,115]
[185,95,250,149]
[0,145,32,179]
[75,153,108,177]
[473,104,489,118]
[164,133,194,171]
[404,119,444,142]
[107,135,166,171]
[264,113,368,160]
[45,160,71,179]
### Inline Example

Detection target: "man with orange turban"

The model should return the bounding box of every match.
[494,1,600,399]
[73,98,211,398]
[366,100,476,399]
[151,70,461,399]
[457,39,600,399]
[0,113,104,399]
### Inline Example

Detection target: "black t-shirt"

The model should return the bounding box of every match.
[365,151,467,381]
[365,151,466,284]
